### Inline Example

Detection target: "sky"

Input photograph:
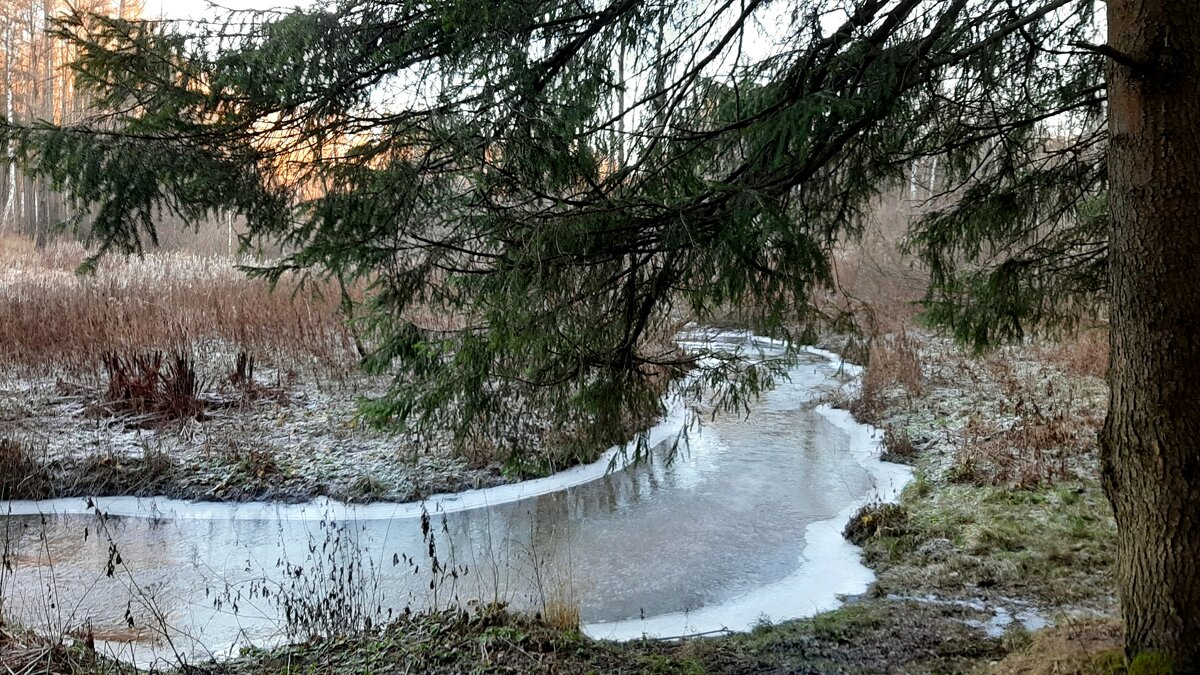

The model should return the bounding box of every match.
[158,0,311,21]
[150,0,834,134]
[157,0,838,61]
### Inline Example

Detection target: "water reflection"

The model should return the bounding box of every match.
[0,346,905,666]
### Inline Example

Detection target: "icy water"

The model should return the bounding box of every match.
[0,333,910,666]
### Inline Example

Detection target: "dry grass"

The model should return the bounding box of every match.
[880,424,918,463]
[0,438,53,501]
[540,591,581,632]
[945,353,1105,488]
[989,620,1124,675]
[849,329,925,424]
[1040,329,1110,380]
[843,502,908,546]
[950,413,1077,488]
[0,625,115,675]
[0,237,357,376]
[60,446,178,497]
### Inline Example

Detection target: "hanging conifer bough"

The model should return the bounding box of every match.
[6,0,1200,663]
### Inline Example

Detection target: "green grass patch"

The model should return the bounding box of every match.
[862,478,1117,605]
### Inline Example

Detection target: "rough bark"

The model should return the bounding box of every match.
[1102,0,1200,667]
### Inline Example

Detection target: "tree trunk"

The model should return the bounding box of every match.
[2,20,15,233]
[1103,0,1200,667]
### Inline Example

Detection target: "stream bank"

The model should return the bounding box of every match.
[0,361,534,504]
[2,334,913,669]
[1,329,1123,674]
[228,329,1121,674]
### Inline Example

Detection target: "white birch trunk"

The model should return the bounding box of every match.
[2,21,16,233]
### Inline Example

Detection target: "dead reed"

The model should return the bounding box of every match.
[0,439,53,501]
[97,351,206,423]
[1039,329,1110,380]
[0,238,357,377]
[0,625,110,675]
[849,330,925,424]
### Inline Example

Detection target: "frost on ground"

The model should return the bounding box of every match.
[0,353,508,503]
[831,330,1108,487]
[0,246,512,504]
[825,328,1117,648]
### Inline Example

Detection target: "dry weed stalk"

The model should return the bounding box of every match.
[949,357,1103,487]
[1041,329,1110,380]
[850,329,925,424]
[0,439,53,501]
[0,240,357,376]
[96,351,207,425]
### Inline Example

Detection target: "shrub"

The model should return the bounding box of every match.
[844,502,907,546]
[849,330,924,424]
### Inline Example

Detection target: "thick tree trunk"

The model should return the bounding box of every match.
[1103,0,1200,667]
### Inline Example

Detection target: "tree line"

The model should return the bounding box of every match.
[0,0,142,242]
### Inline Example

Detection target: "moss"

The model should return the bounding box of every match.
[1091,650,1129,674]
[1128,651,1176,675]
[736,603,884,650]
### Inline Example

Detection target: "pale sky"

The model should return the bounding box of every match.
[158,0,311,21]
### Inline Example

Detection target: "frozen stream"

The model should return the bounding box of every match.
[0,332,910,666]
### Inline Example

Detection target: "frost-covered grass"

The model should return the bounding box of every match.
[836,325,1119,664]
[0,238,510,503]
[863,479,1116,607]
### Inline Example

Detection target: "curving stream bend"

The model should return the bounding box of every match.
[0,331,911,666]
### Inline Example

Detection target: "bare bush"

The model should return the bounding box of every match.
[1040,329,1110,380]
[814,190,930,336]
